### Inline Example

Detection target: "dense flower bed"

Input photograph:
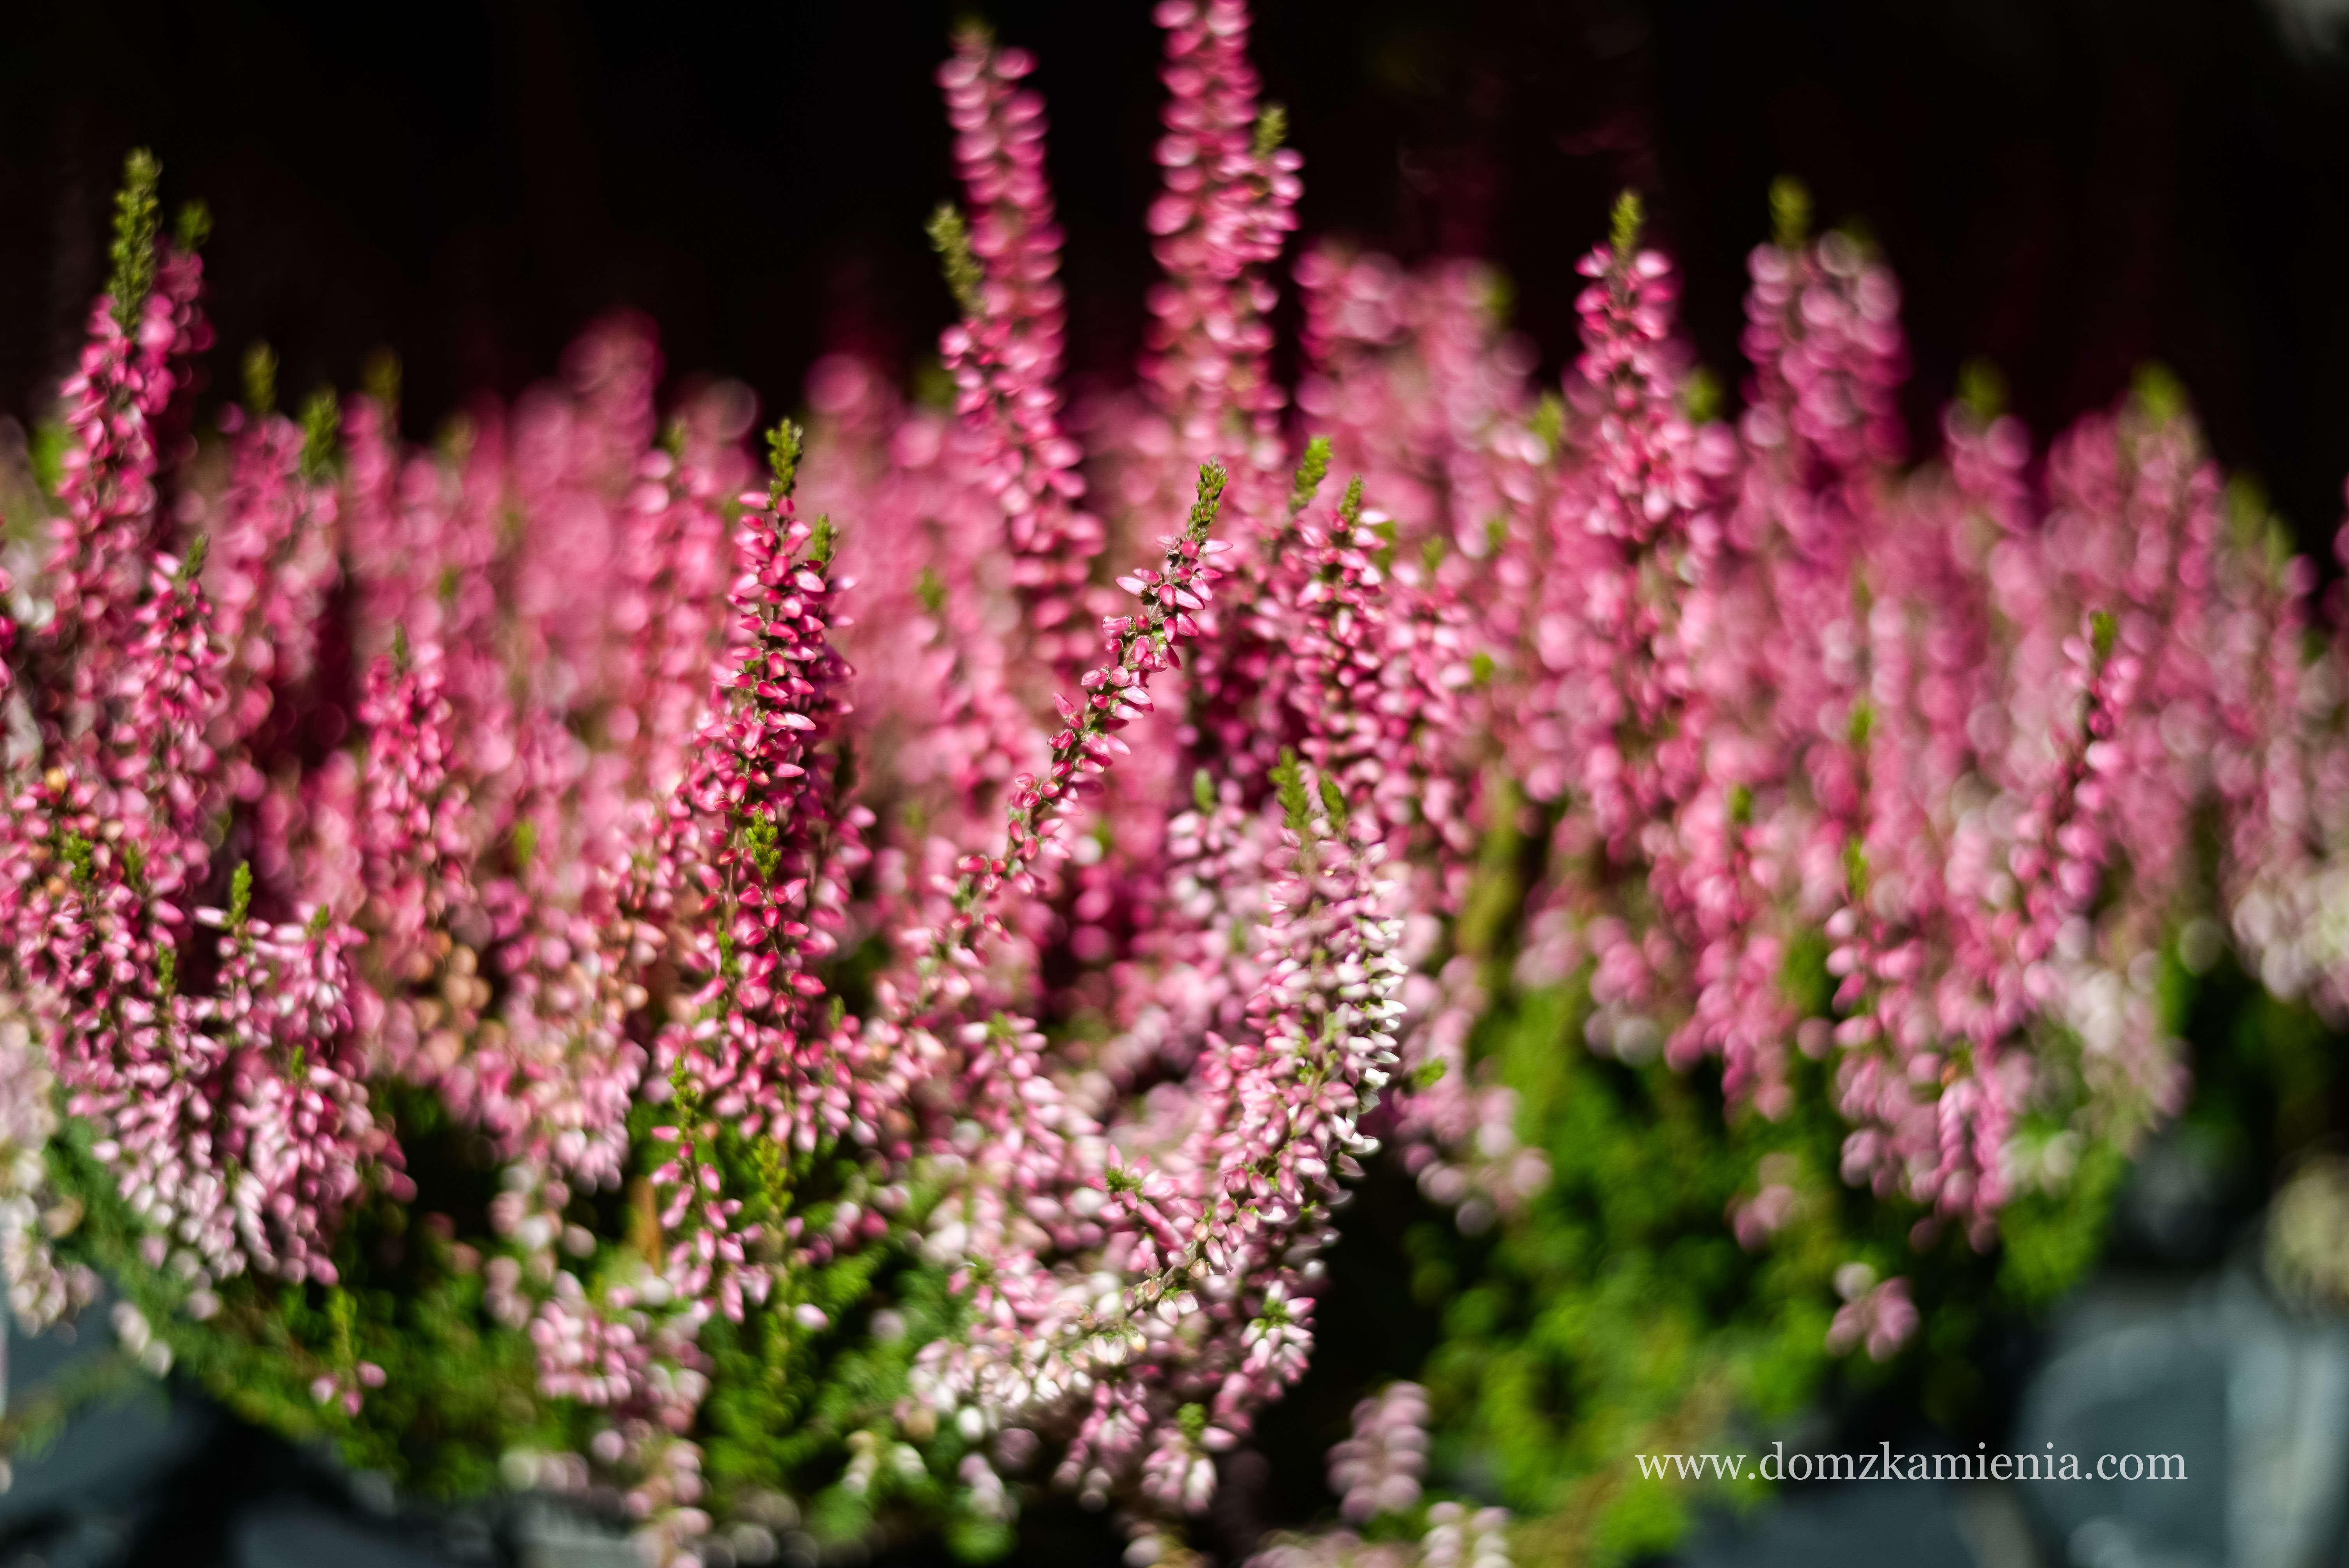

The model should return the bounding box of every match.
[0,5,2341,1564]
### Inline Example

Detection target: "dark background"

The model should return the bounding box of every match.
[4,0,2349,543]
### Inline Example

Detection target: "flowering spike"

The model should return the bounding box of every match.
[932,25,1098,677]
[1142,0,1301,484]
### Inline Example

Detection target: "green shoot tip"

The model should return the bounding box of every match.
[1273,749,1311,837]
[300,389,340,481]
[242,342,278,417]
[767,420,806,499]
[1955,359,2008,424]
[1253,104,1288,160]
[1610,190,1645,259]
[2131,363,2187,426]
[107,149,163,331]
[364,349,402,418]
[1287,436,1331,519]
[1186,460,1230,540]
[1769,176,1811,252]
[926,203,986,319]
[174,200,210,254]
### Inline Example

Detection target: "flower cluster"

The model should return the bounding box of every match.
[2,5,2346,1564]
[1328,1381,1432,1523]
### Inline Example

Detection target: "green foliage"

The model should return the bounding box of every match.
[42,1100,577,1499]
[34,1076,1014,1554]
[1996,1141,2128,1311]
[1301,802,2141,1566]
[1412,973,2121,1564]
[27,419,69,503]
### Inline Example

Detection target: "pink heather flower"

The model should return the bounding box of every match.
[1144,2,1299,467]
[45,235,210,724]
[1250,1532,1420,1568]
[202,403,340,783]
[1329,1381,1431,1522]
[1420,1503,1515,1568]
[927,755,1404,1502]
[935,27,1103,679]
[0,1008,96,1332]
[1826,1265,1918,1362]
[871,461,1229,1036]
[187,893,387,1285]
[650,450,865,1164]
[803,357,1040,877]
[356,640,474,1025]
[1295,249,1547,577]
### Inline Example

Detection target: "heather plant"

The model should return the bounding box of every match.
[0,4,2340,1566]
